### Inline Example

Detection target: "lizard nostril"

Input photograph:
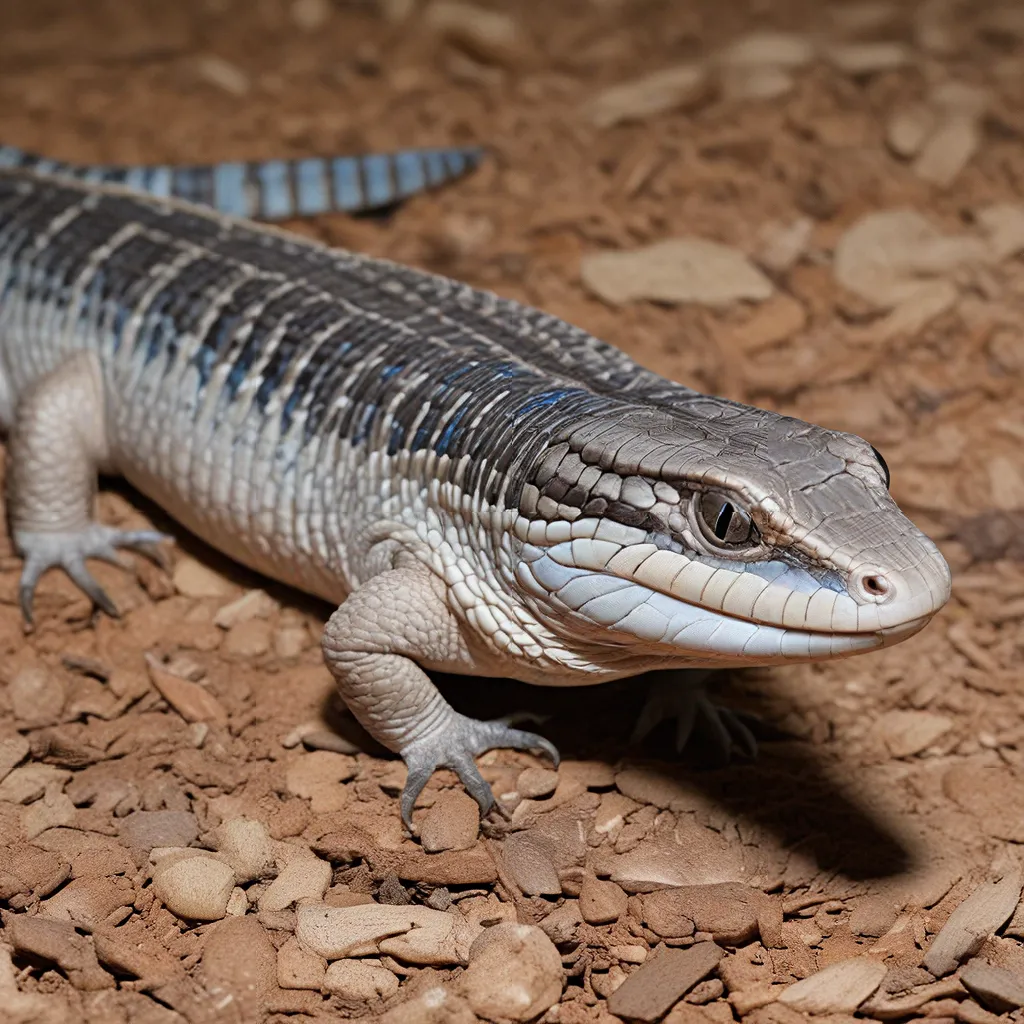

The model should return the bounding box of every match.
[852,568,894,603]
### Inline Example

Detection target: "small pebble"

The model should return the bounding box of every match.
[277,935,326,990]
[501,831,561,896]
[323,958,400,1000]
[223,618,272,658]
[286,750,357,814]
[291,0,331,31]
[779,956,887,1013]
[0,734,30,783]
[516,766,559,799]
[213,589,276,629]
[120,810,199,852]
[425,1,525,67]
[199,917,275,1019]
[152,853,236,921]
[260,855,332,913]
[913,115,981,187]
[0,763,70,804]
[419,790,480,852]
[580,873,628,925]
[23,787,76,839]
[8,666,65,728]
[581,238,773,307]
[924,869,1023,976]
[172,556,237,597]
[825,41,910,74]
[218,887,244,918]
[608,942,723,1022]
[461,922,563,1022]
[146,655,228,726]
[210,818,275,883]
[718,30,816,67]
[584,64,712,129]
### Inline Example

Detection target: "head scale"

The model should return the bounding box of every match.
[508,401,951,668]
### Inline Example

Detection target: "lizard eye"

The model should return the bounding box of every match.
[870,445,891,488]
[697,492,756,547]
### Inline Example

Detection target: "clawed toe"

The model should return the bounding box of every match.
[16,525,172,623]
[398,712,560,833]
[634,669,760,765]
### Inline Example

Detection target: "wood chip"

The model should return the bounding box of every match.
[923,868,1023,977]
[583,64,713,129]
[961,959,1024,1013]
[717,31,816,68]
[886,104,938,159]
[424,1,526,67]
[607,942,723,1022]
[913,115,982,187]
[825,41,911,74]
[146,654,228,727]
[581,238,773,307]
[875,709,954,757]
[778,956,886,1013]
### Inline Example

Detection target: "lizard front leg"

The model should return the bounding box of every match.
[5,351,168,622]
[321,564,558,828]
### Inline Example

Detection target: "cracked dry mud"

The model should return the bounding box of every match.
[2,0,1024,1022]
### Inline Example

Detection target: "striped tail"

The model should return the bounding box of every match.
[0,144,484,221]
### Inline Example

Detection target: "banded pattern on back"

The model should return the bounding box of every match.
[0,170,710,593]
[0,144,484,220]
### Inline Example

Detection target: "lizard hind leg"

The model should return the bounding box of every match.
[5,351,169,623]
[321,565,559,830]
[632,669,760,764]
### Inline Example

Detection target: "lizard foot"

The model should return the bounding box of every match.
[633,670,759,765]
[15,524,171,624]
[400,713,559,831]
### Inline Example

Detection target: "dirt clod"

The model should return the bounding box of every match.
[608,941,723,1022]
[460,922,563,1022]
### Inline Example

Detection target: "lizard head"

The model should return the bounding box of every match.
[507,402,951,668]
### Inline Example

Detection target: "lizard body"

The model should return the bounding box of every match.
[0,167,951,823]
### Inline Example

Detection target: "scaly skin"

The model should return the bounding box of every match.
[0,169,952,827]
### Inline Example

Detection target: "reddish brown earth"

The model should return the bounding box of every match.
[1,1,1024,1022]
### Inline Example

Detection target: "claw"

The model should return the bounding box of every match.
[14,525,175,623]
[63,558,119,618]
[398,712,561,834]
[634,669,760,764]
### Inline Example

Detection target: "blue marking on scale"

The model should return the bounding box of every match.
[146,167,173,197]
[331,158,363,210]
[435,405,469,455]
[353,403,378,445]
[0,146,23,167]
[294,159,328,216]
[443,149,466,176]
[423,150,447,185]
[213,162,249,217]
[256,160,292,220]
[281,387,304,434]
[81,166,108,183]
[515,388,579,418]
[173,168,202,202]
[31,158,59,176]
[123,167,151,192]
[362,155,393,207]
[386,419,406,456]
[393,151,426,196]
[380,364,404,381]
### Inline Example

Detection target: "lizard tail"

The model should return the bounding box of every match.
[0,144,485,221]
